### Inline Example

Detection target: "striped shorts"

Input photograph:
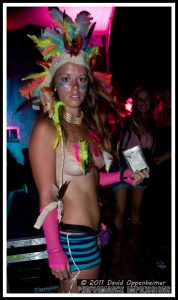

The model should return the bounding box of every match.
[60,232,101,272]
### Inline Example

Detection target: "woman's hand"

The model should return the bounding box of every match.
[132,169,150,185]
[51,260,71,280]
[122,168,150,185]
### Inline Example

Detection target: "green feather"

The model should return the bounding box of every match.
[86,46,99,59]
[44,48,60,61]
[79,140,89,175]
[63,19,76,41]
[27,35,52,49]
[43,30,64,49]
[21,70,48,81]
[52,101,65,126]
[52,101,65,149]
[53,124,61,149]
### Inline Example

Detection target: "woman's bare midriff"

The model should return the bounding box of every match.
[60,170,100,230]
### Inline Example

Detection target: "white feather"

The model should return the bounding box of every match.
[102,151,113,173]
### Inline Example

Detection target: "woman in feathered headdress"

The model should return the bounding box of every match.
[19,7,149,293]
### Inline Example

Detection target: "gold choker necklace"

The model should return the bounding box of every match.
[64,111,84,125]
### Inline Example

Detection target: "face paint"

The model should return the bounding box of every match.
[80,85,88,90]
[59,82,88,90]
[58,82,70,88]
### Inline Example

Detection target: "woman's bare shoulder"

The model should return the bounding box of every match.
[30,116,56,143]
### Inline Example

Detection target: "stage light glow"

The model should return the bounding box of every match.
[125,97,133,113]
[7,7,115,35]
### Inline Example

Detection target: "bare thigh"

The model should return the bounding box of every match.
[60,266,100,293]
[115,187,129,214]
[130,188,145,224]
[114,187,129,229]
[131,188,145,213]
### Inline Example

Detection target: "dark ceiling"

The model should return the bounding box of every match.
[109,7,172,95]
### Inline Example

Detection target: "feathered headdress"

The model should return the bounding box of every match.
[19,7,99,103]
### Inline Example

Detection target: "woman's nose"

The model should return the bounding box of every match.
[72,79,79,90]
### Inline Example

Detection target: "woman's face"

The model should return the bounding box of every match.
[135,91,151,114]
[54,63,89,111]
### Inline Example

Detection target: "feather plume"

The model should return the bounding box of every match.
[75,11,93,35]
[48,7,66,35]
[16,96,40,113]
[16,100,31,112]
[53,124,61,149]
[42,44,56,57]
[55,20,67,33]
[72,143,80,165]
[85,45,99,59]
[43,47,59,61]
[86,22,96,40]
[72,141,89,175]
[48,7,64,24]
[62,9,74,25]
[48,9,96,55]
[36,60,50,68]
[64,33,83,56]
[63,19,76,42]
[19,77,45,99]
[52,101,65,125]
[21,70,48,81]
[19,7,99,107]
[79,141,89,175]
[27,35,52,49]
[102,151,113,173]
[43,28,64,48]
[57,181,70,199]
[63,33,71,52]
[82,22,96,50]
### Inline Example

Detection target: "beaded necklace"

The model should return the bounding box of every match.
[63,111,84,125]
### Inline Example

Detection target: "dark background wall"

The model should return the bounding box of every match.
[109,7,171,96]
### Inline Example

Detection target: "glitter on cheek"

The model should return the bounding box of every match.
[80,85,88,90]
[58,82,70,88]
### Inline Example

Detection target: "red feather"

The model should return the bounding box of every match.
[70,35,83,55]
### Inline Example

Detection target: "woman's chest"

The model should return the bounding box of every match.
[56,138,104,178]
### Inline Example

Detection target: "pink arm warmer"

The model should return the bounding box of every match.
[99,169,135,186]
[40,207,68,269]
